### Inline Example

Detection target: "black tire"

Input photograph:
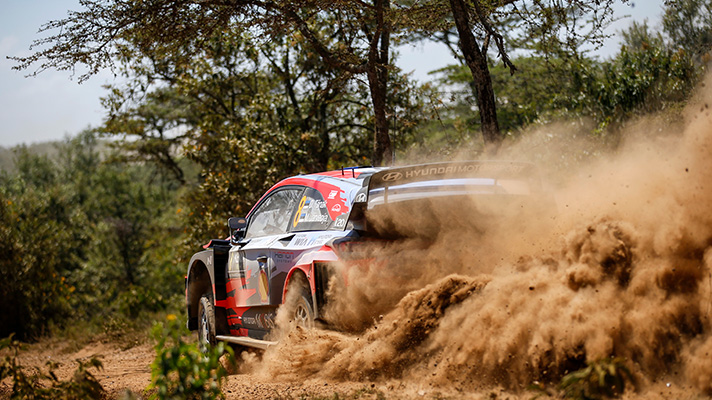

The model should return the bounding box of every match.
[198,292,216,353]
[292,285,315,328]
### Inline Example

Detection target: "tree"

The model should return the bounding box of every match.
[447,0,509,152]
[0,147,87,339]
[0,131,185,339]
[432,55,573,134]
[13,0,630,161]
[11,0,402,165]
[98,28,373,243]
[404,0,626,152]
[557,20,697,133]
[663,0,712,63]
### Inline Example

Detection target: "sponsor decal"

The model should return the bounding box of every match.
[380,171,403,182]
[248,313,275,330]
[273,251,294,262]
[308,234,333,246]
[290,233,334,247]
[227,252,238,275]
[328,190,338,199]
[402,164,527,179]
[290,234,309,247]
[331,203,341,212]
[301,214,329,223]
[355,193,367,202]
[258,313,275,330]
[378,163,529,183]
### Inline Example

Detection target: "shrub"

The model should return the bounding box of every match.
[148,315,233,400]
[560,357,633,400]
[0,334,105,400]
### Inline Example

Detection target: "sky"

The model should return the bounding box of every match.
[0,0,665,148]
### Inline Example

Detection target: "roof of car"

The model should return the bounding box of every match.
[246,161,543,217]
[246,167,381,217]
[272,167,381,191]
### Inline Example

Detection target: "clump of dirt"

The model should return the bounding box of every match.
[320,275,488,381]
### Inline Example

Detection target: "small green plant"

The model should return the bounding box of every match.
[560,357,633,400]
[148,315,233,400]
[0,334,105,400]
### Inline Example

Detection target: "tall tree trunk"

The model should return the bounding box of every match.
[449,0,503,154]
[317,102,330,170]
[368,66,392,166]
[369,0,393,166]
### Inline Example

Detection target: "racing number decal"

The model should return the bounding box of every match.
[293,195,307,228]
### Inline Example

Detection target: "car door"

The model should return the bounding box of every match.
[226,187,302,334]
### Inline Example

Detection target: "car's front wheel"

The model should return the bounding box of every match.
[198,292,216,353]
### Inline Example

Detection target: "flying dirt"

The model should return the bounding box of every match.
[241,72,712,397]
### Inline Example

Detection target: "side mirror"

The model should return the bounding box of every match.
[228,217,247,243]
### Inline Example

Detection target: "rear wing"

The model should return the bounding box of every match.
[361,161,543,208]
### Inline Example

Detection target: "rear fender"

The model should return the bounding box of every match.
[283,264,313,300]
[185,245,230,333]
[283,259,336,321]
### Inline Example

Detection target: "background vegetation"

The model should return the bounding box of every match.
[0,0,709,347]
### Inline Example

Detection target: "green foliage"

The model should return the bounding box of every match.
[559,358,633,400]
[0,130,185,341]
[663,0,712,63]
[2,0,707,348]
[0,334,105,399]
[0,150,88,339]
[100,27,427,247]
[149,317,233,400]
[563,21,697,133]
[428,55,574,133]
[418,0,704,147]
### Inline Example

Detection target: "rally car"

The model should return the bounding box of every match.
[185,161,548,350]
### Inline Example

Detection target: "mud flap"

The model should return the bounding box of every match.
[214,306,229,335]
[313,262,335,321]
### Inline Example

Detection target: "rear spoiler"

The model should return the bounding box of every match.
[350,161,542,209]
[369,161,538,188]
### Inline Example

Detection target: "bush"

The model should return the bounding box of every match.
[0,334,105,399]
[560,357,633,400]
[149,316,233,400]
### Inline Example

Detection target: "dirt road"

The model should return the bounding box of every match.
[0,333,705,400]
[0,337,497,399]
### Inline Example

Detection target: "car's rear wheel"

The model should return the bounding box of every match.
[198,292,216,353]
[293,285,315,328]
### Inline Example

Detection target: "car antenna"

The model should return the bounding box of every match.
[342,166,371,178]
[341,166,356,178]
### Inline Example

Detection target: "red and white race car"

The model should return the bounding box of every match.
[185,161,547,350]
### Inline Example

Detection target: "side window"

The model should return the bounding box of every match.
[246,189,302,238]
[291,188,333,232]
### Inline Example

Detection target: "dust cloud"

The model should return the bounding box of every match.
[249,73,712,395]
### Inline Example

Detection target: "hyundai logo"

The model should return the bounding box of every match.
[380,171,403,182]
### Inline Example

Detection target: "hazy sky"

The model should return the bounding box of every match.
[1,0,665,148]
